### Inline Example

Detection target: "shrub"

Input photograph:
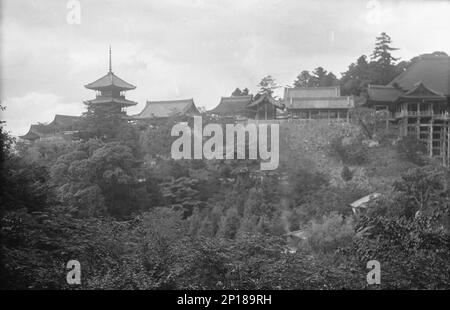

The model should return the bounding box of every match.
[329,137,368,165]
[341,165,354,181]
[396,135,427,166]
[306,212,355,255]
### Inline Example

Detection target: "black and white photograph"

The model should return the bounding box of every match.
[0,0,449,295]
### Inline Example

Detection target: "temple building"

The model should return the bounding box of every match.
[365,54,450,165]
[19,114,80,142]
[20,47,137,142]
[84,46,137,112]
[209,93,284,120]
[131,98,199,121]
[284,86,354,120]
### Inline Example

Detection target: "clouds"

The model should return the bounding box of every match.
[1,92,83,136]
[1,0,450,135]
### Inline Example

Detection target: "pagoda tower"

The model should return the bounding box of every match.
[84,46,137,112]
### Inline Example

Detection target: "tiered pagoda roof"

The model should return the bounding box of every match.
[84,46,137,108]
[84,71,136,91]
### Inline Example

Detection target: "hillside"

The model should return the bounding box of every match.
[279,120,417,193]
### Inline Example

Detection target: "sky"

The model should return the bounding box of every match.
[1,0,450,136]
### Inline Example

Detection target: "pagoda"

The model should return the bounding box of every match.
[84,46,137,112]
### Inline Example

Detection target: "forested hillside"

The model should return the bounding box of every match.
[1,110,449,289]
[1,32,449,290]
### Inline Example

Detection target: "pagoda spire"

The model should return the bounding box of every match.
[109,45,112,73]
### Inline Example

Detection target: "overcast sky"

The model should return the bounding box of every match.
[1,0,449,136]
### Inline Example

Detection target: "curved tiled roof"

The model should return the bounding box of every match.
[209,95,253,115]
[84,97,137,107]
[85,71,136,91]
[19,115,80,140]
[389,55,450,96]
[402,82,445,98]
[367,85,402,102]
[133,99,199,119]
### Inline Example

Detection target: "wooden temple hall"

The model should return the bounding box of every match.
[284,86,354,120]
[365,55,450,165]
[209,93,284,120]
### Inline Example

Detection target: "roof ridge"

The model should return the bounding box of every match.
[286,86,339,90]
[146,98,194,104]
[291,96,350,100]
[368,84,396,89]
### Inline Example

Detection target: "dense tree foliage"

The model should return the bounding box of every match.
[1,33,450,289]
[293,67,339,88]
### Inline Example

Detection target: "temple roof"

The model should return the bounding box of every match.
[287,97,354,110]
[85,71,136,91]
[51,114,80,127]
[247,93,284,109]
[209,95,253,115]
[84,96,137,107]
[133,99,199,119]
[19,125,41,140]
[401,82,445,98]
[19,114,80,140]
[367,85,402,103]
[389,55,450,96]
[284,86,340,99]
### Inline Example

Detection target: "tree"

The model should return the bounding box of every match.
[371,32,399,65]
[340,55,371,96]
[0,104,53,214]
[370,32,399,84]
[79,102,127,141]
[313,67,327,82]
[257,75,279,95]
[393,166,444,216]
[231,88,250,96]
[293,70,314,87]
[341,165,354,182]
[294,68,339,88]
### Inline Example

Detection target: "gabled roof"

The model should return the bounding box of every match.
[284,86,340,99]
[389,55,450,96]
[247,93,284,109]
[401,82,445,98]
[133,99,199,119]
[367,85,402,103]
[209,95,253,115]
[287,97,354,110]
[85,71,136,91]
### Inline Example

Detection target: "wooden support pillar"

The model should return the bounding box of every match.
[417,111,420,140]
[429,119,433,157]
[447,122,450,167]
[265,102,268,120]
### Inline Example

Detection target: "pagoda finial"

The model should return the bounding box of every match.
[109,45,112,73]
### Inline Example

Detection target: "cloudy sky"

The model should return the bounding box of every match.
[1,0,449,136]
